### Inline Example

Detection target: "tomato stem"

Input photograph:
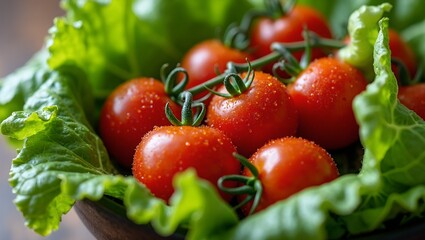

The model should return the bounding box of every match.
[205,61,255,98]
[264,0,286,18]
[165,91,205,126]
[300,27,312,69]
[234,152,259,177]
[217,152,263,215]
[270,30,346,84]
[185,34,345,96]
[162,65,189,99]
[223,0,291,50]
[181,92,194,125]
[394,58,424,86]
[223,23,250,51]
[222,0,297,50]
[239,10,268,35]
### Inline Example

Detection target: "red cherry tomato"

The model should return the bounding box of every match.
[99,78,181,169]
[206,71,298,157]
[287,57,368,150]
[398,83,425,120]
[132,125,241,202]
[181,39,253,101]
[249,4,333,73]
[241,137,339,214]
[388,29,417,78]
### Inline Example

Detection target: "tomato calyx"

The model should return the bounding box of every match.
[165,91,206,126]
[206,61,255,98]
[218,153,263,216]
[271,30,346,83]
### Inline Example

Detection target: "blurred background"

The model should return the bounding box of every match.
[0,1,94,239]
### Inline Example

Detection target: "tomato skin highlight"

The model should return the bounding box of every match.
[206,71,298,157]
[241,137,339,214]
[398,83,425,120]
[181,39,253,101]
[287,57,368,150]
[99,78,181,169]
[132,125,241,202]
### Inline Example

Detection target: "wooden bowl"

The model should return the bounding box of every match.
[74,197,425,240]
[74,197,185,240]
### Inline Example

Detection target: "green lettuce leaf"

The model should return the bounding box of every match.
[337,3,392,80]
[202,17,425,240]
[3,2,425,240]
[0,69,115,235]
[297,0,425,62]
[0,67,238,238]
[341,17,425,234]
[47,0,257,101]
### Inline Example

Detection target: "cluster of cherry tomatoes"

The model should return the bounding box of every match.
[98,1,422,215]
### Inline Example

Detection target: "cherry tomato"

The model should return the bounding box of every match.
[181,39,253,101]
[287,57,368,150]
[398,83,425,120]
[206,71,298,157]
[241,137,339,214]
[249,4,333,72]
[132,125,241,202]
[99,78,181,169]
[388,29,417,79]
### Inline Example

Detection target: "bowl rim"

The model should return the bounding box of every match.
[74,196,186,240]
[75,195,425,240]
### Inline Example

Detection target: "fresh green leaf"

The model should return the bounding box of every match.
[343,17,425,234]
[1,71,115,235]
[1,68,239,238]
[3,2,425,240]
[354,18,425,188]
[212,175,369,240]
[337,3,392,80]
[48,0,257,101]
[125,169,239,239]
[202,17,425,240]
[297,0,425,71]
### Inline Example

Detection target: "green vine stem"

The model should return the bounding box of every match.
[205,61,255,98]
[218,153,263,215]
[222,0,287,50]
[165,91,206,126]
[223,23,251,51]
[222,0,296,50]
[223,9,268,50]
[392,58,424,86]
[270,28,313,83]
[185,32,345,96]
[299,27,313,69]
[161,64,189,99]
[264,0,296,19]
